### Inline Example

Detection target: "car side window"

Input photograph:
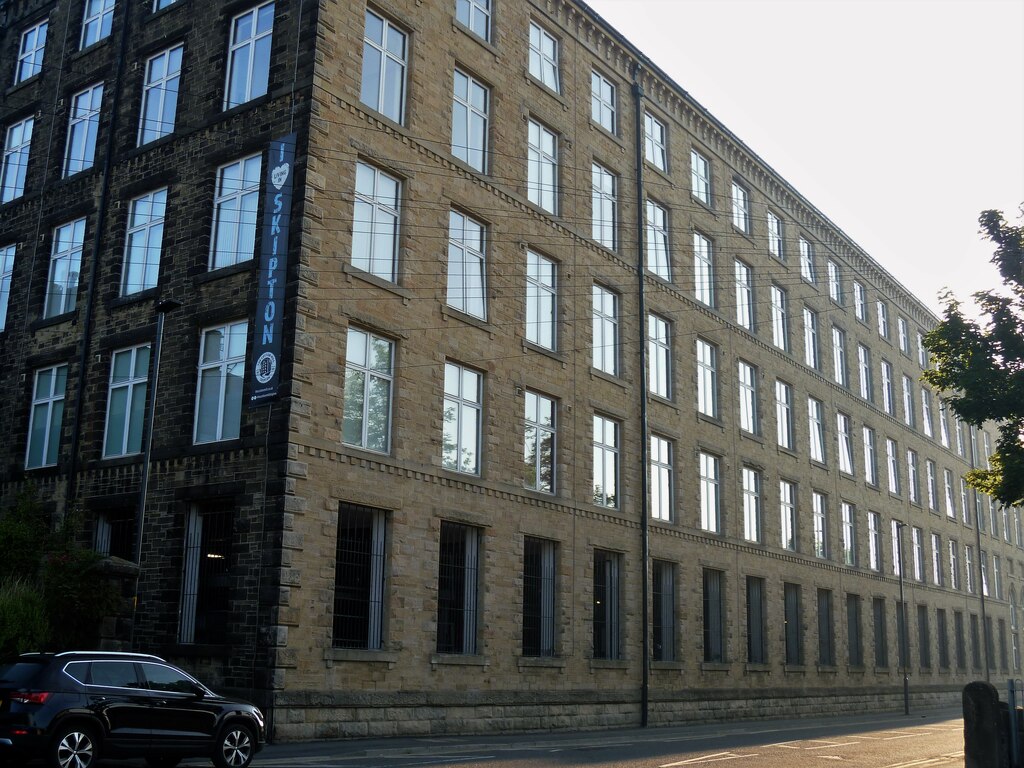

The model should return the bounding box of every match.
[63,661,89,684]
[141,662,199,694]
[88,661,143,688]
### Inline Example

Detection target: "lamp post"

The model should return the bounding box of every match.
[895,521,910,715]
[130,298,181,646]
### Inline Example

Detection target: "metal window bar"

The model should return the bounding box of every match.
[704,569,724,662]
[333,503,387,649]
[918,605,932,668]
[653,561,675,662]
[785,583,802,665]
[594,550,620,659]
[873,597,888,668]
[436,522,478,654]
[847,595,863,667]
[179,506,231,644]
[522,537,555,657]
[747,576,766,664]
[818,589,834,666]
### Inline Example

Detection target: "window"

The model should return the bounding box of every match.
[970,613,981,668]
[897,316,910,354]
[808,396,826,464]
[907,449,920,504]
[592,415,619,508]
[734,260,753,330]
[179,505,231,644]
[780,480,797,551]
[352,162,400,282]
[138,44,182,144]
[650,435,673,522]
[437,521,480,654]
[848,594,864,667]
[592,285,618,376]
[877,300,889,338]
[361,9,407,123]
[699,452,720,533]
[901,375,915,428]
[63,84,104,176]
[784,583,803,665]
[591,162,617,249]
[443,362,482,474]
[841,502,856,565]
[593,550,621,659]
[646,199,671,279]
[738,361,758,434]
[863,426,878,486]
[731,182,750,233]
[522,536,556,657]
[853,281,867,321]
[812,491,828,559]
[912,526,924,581]
[15,21,47,84]
[891,520,904,576]
[590,70,616,132]
[802,306,819,369]
[937,608,950,669]
[837,412,854,475]
[868,511,881,571]
[0,244,13,331]
[456,0,490,41]
[818,589,835,666]
[939,403,951,447]
[103,344,150,458]
[918,606,932,669]
[953,611,965,668]
[955,417,965,456]
[747,576,767,664]
[832,326,847,386]
[896,602,909,670]
[44,218,86,318]
[526,250,556,350]
[452,69,489,172]
[944,469,956,519]
[931,533,943,586]
[696,339,718,418]
[742,467,761,542]
[333,503,387,650]
[644,112,667,171]
[2,116,33,202]
[962,478,971,525]
[857,344,873,401]
[690,149,711,205]
[524,390,555,493]
[648,313,671,399]
[873,597,888,667]
[80,0,114,48]
[926,459,938,511]
[994,555,1003,600]
[881,360,894,415]
[827,260,841,303]
[94,508,133,560]
[918,332,929,369]
[886,438,900,495]
[527,119,557,213]
[446,210,486,319]
[343,328,393,452]
[528,22,559,91]
[767,210,784,259]
[799,237,815,282]
[921,389,934,437]
[121,188,166,295]
[194,321,247,444]
[653,561,676,662]
[154,0,177,9]
[693,232,714,306]
[26,364,68,469]
[775,380,794,450]
[703,569,725,662]
[210,154,262,270]
[769,284,788,351]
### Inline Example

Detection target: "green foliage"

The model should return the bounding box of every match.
[0,579,49,656]
[923,207,1024,506]
[0,489,49,585]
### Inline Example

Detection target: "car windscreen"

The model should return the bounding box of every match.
[0,661,48,687]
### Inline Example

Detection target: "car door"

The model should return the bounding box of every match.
[75,660,154,750]
[139,662,219,750]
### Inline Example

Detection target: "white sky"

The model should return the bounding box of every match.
[585,0,1024,318]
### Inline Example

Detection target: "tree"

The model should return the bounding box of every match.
[923,207,1024,506]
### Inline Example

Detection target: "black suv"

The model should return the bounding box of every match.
[0,651,265,768]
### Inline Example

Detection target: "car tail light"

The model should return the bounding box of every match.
[10,691,51,705]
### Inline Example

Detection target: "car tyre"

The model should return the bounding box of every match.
[48,723,99,768]
[145,757,183,768]
[212,722,256,768]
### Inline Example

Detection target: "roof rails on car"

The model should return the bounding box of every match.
[52,651,165,661]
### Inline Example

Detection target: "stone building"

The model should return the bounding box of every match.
[1,0,1020,740]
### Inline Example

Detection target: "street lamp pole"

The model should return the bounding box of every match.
[130,298,181,647]
[896,521,910,715]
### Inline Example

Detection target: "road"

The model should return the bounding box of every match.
[207,707,965,768]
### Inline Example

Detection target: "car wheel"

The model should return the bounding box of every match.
[145,757,183,768]
[48,724,99,768]
[212,723,256,768]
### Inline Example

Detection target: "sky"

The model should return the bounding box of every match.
[585,0,1024,318]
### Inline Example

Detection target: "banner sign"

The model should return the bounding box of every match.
[249,132,296,407]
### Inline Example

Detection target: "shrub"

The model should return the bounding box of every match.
[0,579,49,655]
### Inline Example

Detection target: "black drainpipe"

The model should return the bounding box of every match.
[65,0,132,508]
[632,67,650,728]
